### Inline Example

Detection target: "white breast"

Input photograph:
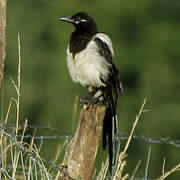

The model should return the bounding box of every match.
[66,33,114,87]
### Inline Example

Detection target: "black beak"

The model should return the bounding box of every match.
[59,16,75,24]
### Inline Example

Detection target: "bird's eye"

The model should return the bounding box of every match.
[74,16,87,24]
[76,16,81,21]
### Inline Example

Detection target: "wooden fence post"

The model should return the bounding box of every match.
[59,104,106,180]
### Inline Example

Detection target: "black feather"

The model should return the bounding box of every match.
[95,37,123,174]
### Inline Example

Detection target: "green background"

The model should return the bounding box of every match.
[2,0,180,179]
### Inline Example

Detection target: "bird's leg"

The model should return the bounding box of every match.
[80,87,108,107]
[80,87,98,106]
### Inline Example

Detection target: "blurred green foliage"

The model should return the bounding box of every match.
[2,0,180,179]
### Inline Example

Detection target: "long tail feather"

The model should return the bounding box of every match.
[103,64,123,175]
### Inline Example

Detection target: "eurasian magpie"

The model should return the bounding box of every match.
[60,12,123,174]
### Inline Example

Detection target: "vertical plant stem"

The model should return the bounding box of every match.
[144,145,151,180]
[15,33,21,136]
[0,0,7,86]
[12,34,21,178]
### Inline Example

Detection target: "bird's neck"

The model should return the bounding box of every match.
[69,30,95,57]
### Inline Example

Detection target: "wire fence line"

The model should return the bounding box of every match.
[1,123,180,148]
[116,133,180,148]
[0,122,72,180]
[0,122,180,180]
[2,124,72,135]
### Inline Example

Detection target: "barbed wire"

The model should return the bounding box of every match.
[1,123,180,148]
[116,133,180,148]
[0,123,180,180]
[3,124,72,135]
[18,134,72,139]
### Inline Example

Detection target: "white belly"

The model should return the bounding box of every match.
[66,39,111,87]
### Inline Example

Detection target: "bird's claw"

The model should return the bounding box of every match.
[80,95,107,109]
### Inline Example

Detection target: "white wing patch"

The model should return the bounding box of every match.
[66,33,114,87]
[94,33,114,56]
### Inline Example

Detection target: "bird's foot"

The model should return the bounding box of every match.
[80,88,98,107]
[80,93,107,109]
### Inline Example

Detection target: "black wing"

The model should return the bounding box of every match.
[94,36,123,174]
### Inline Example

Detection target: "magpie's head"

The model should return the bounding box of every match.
[60,12,98,34]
